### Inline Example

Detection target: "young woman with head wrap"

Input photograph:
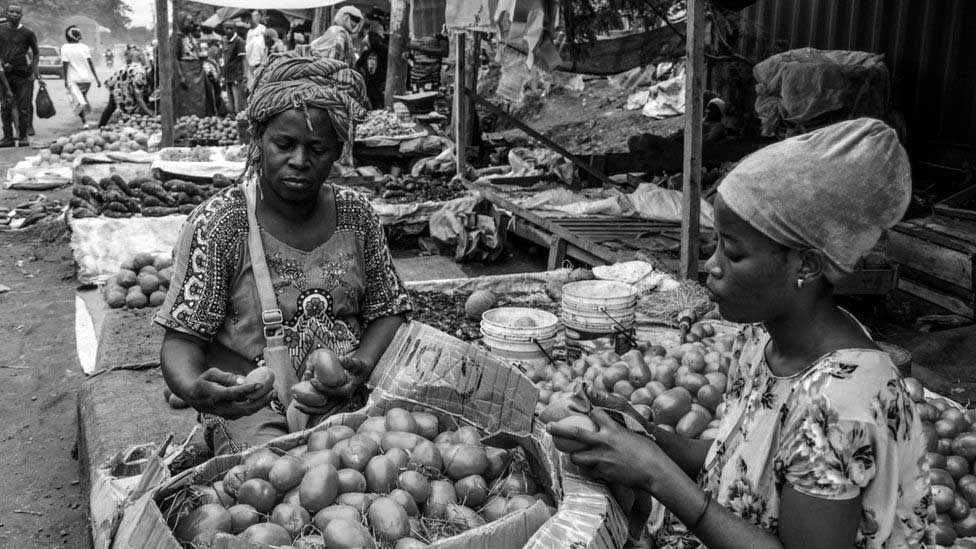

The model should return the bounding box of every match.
[551,119,930,548]
[155,49,412,454]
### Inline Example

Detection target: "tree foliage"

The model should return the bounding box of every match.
[559,0,685,55]
[19,0,132,43]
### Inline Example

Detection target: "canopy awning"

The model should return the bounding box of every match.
[190,0,368,8]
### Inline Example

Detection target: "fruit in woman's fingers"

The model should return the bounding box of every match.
[308,348,348,387]
[292,380,328,408]
[244,366,275,391]
[551,414,598,453]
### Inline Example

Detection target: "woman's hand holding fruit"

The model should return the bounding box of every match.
[185,367,275,419]
[293,349,374,414]
[548,407,682,495]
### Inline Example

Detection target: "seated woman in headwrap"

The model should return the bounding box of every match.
[550,119,930,548]
[155,48,412,455]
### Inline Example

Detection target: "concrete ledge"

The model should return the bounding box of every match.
[76,368,196,492]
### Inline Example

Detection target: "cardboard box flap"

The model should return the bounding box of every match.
[368,322,539,436]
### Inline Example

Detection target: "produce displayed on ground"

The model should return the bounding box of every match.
[535,323,731,440]
[907,376,976,547]
[164,401,551,547]
[70,173,235,218]
[47,129,152,162]
[175,115,239,145]
[357,109,421,140]
[104,113,162,135]
[158,145,248,163]
[378,175,467,203]
[0,194,66,230]
[101,252,173,309]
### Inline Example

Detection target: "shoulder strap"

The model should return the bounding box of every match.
[241,181,283,342]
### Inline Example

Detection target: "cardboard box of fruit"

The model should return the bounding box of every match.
[108,322,629,548]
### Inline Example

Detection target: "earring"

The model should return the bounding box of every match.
[796,278,804,289]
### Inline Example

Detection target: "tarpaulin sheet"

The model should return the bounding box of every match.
[505,183,714,228]
[70,215,187,284]
[754,48,889,136]
[371,191,479,226]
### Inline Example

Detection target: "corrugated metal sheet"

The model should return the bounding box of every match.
[731,0,976,150]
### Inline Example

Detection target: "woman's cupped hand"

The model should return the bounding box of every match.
[185,367,275,420]
[292,355,373,415]
[547,407,677,492]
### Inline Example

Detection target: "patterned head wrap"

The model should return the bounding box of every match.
[244,46,369,179]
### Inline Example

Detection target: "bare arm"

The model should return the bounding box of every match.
[29,35,38,77]
[62,61,69,86]
[352,314,405,371]
[652,425,714,477]
[161,329,274,419]
[87,58,100,86]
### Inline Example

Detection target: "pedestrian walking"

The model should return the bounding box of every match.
[0,4,38,147]
[61,25,102,128]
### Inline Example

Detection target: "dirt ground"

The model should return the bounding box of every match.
[488,79,685,154]
[0,71,109,548]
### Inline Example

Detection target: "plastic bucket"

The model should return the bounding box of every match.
[561,308,636,333]
[878,341,912,378]
[483,333,556,367]
[562,280,638,308]
[564,326,634,360]
[480,308,559,342]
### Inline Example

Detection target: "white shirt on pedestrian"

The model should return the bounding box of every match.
[60,43,95,84]
[245,24,267,68]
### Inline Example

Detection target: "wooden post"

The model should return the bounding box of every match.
[680,0,705,280]
[465,31,481,147]
[384,0,410,107]
[453,32,467,177]
[155,0,174,147]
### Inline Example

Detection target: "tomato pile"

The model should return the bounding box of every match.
[905,377,976,547]
[167,407,550,547]
[530,323,732,439]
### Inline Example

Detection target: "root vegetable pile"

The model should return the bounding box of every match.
[907,377,976,547]
[103,113,162,134]
[358,110,419,140]
[535,323,732,440]
[159,148,214,162]
[102,253,173,309]
[175,115,238,145]
[70,173,235,218]
[379,175,466,203]
[0,194,65,230]
[164,407,551,547]
[47,129,151,162]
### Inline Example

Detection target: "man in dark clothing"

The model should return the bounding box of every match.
[0,5,37,147]
[222,21,246,114]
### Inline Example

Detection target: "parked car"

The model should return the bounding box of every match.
[36,45,62,78]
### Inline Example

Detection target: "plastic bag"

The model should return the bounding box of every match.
[35,83,55,119]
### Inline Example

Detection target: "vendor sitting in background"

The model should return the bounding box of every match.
[156,49,412,454]
[551,118,929,548]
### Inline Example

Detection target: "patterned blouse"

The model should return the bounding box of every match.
[654,324,931,548]
[105,63,149,115]
[154,185,413,392]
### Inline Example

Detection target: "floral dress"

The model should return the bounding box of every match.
[154,185,413,400]
[105,63,149,115]
[654,324,931,548]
